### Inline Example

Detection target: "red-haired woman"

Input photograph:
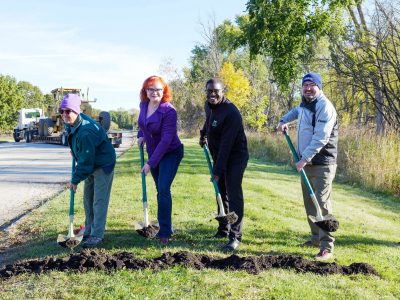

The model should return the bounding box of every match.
[137,75,184,245]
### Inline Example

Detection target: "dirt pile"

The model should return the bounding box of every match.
[0,250,378,280]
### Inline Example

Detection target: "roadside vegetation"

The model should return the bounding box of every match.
[248,127,400,197]
[0,139,399,299]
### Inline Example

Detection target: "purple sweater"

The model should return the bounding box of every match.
[137,101,182,168]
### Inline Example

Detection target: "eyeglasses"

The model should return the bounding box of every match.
[146,88,163,93]
[59,109,72,115]
[302,83,317,89]
[205,89,222,94]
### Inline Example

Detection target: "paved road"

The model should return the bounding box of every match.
[0,132,133,229]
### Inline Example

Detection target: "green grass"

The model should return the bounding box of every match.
[1,138,399,299]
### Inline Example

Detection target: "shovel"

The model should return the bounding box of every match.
[135,144,159,238]
[203,144,238,224]
[57,157,84,248]
[284,130,339,232]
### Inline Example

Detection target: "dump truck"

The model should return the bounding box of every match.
[13,88,122,148]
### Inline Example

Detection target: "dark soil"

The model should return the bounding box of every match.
[216,212,238,224]
[0,250,378,280]
[58,238,81,249]
[136,225,159,238]
[316,217,339,232]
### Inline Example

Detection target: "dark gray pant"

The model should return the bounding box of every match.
[301,164,337,252]
[217,161,247,241]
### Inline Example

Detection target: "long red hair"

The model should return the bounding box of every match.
[140,75,171,103]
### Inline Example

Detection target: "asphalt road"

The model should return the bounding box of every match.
[0,132,134,229]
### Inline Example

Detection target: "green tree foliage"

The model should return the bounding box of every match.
[0,75,24,131]
[109,109,134,130]
[245,0,333,90]
[17,81,48,109]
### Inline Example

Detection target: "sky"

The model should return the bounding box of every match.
[0,1,247,111]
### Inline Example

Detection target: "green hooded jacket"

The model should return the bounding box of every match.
[66,113,116,184]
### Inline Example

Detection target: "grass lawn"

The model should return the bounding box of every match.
[0,138,399,299]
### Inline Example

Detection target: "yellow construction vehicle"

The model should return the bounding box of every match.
[13,87,122,147]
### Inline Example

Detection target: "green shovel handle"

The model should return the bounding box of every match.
[284,130,315,196]
[203,145,220,195]
[139,144,147,203]
[69,157,76,216]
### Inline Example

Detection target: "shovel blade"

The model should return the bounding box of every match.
[308,214,339,232]
[57,233,83,249]
[134,221,159,238]
[215,212,238,224]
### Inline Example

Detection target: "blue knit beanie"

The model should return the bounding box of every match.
[302,72,322,90]
[59,93,81,114]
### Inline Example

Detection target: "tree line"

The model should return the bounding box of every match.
[0,75,136,132]
[163,0,400,135]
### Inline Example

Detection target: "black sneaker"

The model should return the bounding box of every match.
[222,238,240,251]
[214,231,228,239]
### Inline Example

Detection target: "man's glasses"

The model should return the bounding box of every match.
[146,88,163,93]
[59,109,72,115]
[302,83,317,89]
[205,89,222,94]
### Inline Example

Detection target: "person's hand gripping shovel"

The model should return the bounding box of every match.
[57,157,85,248]
[135,144,159,238]
[203,144,238,224]
[284,130,339,232]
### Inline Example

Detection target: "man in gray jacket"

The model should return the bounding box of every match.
[277,72,338,261]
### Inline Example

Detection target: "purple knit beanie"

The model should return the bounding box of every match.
[302,72,322,90]
[59,93,81,114]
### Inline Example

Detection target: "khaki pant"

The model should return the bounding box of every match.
[301,164,337,253]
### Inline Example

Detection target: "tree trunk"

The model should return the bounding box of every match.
[374,83,385,135]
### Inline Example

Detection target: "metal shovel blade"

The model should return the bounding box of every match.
[57,233,83,249]
[57,222,85,249]
[134,221,159,238]
[215,212,238,224]
[308,214,339,232]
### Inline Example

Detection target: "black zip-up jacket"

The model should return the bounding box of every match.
[200,97,248,176]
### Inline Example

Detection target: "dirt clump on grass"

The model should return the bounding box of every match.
[0,250,378,280]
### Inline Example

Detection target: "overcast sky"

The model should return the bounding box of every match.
[0,1,247,110]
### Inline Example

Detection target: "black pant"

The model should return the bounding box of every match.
[217,160,247,241]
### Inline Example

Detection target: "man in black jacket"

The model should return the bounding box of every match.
[199,78,249,251]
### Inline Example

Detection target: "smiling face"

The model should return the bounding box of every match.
[146,82,164,104]
[206,82,224,105]
[302,80,320,102]
[60,109,78,126]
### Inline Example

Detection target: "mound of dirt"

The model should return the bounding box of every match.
[0,250,378,280]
